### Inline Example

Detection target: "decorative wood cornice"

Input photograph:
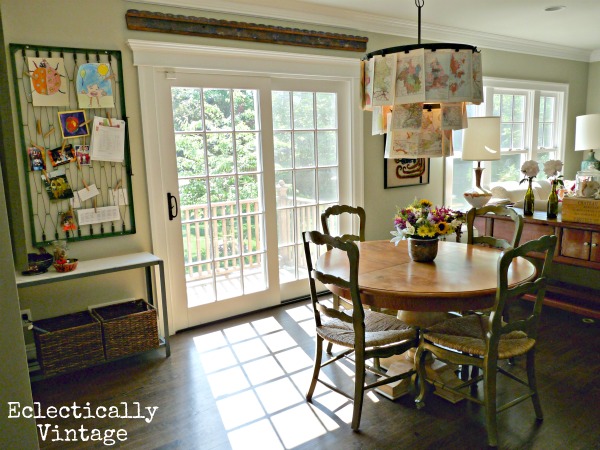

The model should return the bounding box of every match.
[125,10,368,52]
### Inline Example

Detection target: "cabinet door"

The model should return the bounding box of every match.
[561,229,592,260]
[520,223,556,246]
[591,232,600,263]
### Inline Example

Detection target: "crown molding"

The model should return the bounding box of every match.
[129,0,595,62]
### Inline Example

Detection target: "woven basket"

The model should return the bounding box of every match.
[92,299,159,360]
[33,311,105,376]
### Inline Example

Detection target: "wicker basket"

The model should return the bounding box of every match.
[92,299,159,360]
[33,311,105,376]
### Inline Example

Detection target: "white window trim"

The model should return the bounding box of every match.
[483,76,568,162]
[446,76,568,207]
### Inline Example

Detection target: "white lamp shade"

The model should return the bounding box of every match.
[575,114,600,151]
[461,116,501,161]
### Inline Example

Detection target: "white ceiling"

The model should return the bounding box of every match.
[132,0,600,61]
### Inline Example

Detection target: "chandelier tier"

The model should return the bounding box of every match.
[361,0,483,159]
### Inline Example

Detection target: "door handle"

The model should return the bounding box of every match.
[167,192,178,221]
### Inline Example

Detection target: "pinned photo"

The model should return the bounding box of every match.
[43,173,74,200]
[49,144,76,167]
[28,146,46,171]
[75,144,91,166]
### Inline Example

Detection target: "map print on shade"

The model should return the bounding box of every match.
[372,54,396,106]
[77,63,114,108]
[448,50,472,101]
[395,49,425,105]
[425,50,450,101]
[441,103,467,130]
[471,52,483,104]
[391,103,423,132]
[28,57,69,107]
[363,58,374,111]
[386,108,453,158]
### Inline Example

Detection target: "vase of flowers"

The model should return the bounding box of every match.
[520,160,540,216]
[390,198,464,262]
[543,160,564,219]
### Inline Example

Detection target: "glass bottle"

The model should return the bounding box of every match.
[547,179,559,219]
[523,177,535,216]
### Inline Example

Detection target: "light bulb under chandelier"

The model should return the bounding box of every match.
[361,0,483,159]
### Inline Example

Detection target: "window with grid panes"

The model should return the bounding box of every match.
[450,79,567,209]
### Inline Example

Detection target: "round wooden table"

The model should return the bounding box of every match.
[316,239,537,400]
[317,239,536,322]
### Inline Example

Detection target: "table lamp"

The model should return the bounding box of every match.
[575,113,600,171]
[461,116,501,207]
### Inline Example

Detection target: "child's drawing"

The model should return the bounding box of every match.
[28,57,69,107]
[76,63,114,108]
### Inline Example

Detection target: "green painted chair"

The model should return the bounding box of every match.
[414,234,557,447]
[466,205,524,249]
[321,204,366,354]
[302,230,418,431]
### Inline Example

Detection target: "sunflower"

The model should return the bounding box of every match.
[436,222,452,235]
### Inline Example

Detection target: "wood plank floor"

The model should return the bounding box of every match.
[31,297,599,449]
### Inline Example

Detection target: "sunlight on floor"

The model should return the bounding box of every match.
[192,302,376,449]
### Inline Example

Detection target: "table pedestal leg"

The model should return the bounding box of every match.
[375,311,464,402]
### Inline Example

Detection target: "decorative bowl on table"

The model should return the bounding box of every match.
[53,259,78,273]
[25,252,54,274]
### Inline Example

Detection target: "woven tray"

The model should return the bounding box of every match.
[92,299,159,360]
[33,311,105,376]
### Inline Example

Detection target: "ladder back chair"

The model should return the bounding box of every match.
[321,205,366,354]
[466,205,524,250]
[464,204,526,334]
[302,230,418,431]
[414,234,557,447]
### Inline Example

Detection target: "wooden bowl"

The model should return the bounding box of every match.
[53,259,78,273]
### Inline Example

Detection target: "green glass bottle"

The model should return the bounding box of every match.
[524,178,535,216]
[547,179,559,219]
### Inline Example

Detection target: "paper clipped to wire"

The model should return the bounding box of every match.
[90,116,125,162]
[77,206,121,226]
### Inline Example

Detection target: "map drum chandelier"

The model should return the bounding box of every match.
[361,0,483,159]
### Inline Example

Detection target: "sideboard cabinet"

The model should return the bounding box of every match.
[473,208,600,318]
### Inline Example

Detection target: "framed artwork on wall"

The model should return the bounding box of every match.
[384,157,430,188]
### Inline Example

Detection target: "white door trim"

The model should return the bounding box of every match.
[130,39,363,332]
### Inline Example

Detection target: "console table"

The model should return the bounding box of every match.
[15,252,171,376]
[474,208,600,318]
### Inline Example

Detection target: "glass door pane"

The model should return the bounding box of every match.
[273,91,339,283]
[172,87,268,307]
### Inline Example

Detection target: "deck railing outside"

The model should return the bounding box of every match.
[181,184,314,282]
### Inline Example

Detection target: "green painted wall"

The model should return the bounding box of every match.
[0,7,39,447]
[586,61,600,113]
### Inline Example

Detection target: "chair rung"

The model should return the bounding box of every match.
[316,379,353,401]
[321,349,354,368]
[365,370,415,391]
[497,392,535,413]
[497,366,529,387]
